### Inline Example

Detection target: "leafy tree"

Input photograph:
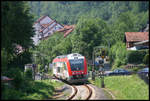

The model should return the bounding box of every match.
[28,1,149,26]
[2,1,34,52]
[109,41,127,69]
[71,17,110,59]
[143,53,149,66]
[1,1,34,74]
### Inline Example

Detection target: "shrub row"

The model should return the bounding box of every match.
[2,67,33,100]
[126,49,149,64]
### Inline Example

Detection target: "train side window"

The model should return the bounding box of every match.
[57,67,60,73]
[63,62,67,70]
[53,63,56,67]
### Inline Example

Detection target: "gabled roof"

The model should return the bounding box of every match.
[39,20,55,32]
[34,16,47,24]
[125,32,149,42]
[1,76,13,82]
[57,25,75,37]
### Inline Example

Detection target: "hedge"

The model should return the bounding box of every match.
[126,50,148,64]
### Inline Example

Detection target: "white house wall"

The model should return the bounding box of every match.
[32,34,40,45]
[43,22,56,34]
[32,16,65,45]
[40,16,52,24]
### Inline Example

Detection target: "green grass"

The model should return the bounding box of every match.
[24,79,65,100]
[2,79,65,100]
[23,80,55,100]
[89,75,149,100]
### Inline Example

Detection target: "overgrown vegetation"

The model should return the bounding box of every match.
[2,1,34,74]
[90,75,149,100]
[127,50,148,64]
[1,1,35,100]
[108,41,127,70]
[31,1,149,73]
[28,1,149,27]
[2,78,64,100]
[1,1,149,99]
[2,67,64,100]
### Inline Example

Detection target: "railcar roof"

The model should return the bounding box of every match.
[55,53,83,59]
[56,55,67,59]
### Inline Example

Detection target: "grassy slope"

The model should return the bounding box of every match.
[90,74,149,100]
[23,80,64,100]
[2,79,65,100]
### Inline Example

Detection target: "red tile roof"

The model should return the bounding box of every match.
[125,32,149,42]
[64,28,74,37]
[39,20,55,32]
[34,16,47,24]
[57,25,75,37]
[44,23,58,34]
[1,76,13,82]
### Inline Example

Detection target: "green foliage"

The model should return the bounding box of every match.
[31,1,149,66]
[5,67,24,89]
[28,1,149,26]
[24,68,33,81]
[90,75,149,100]
[88,66,92,71]
[2,1,34,52]
[1,49,14,75]
[143,53,149,65]
[109,41,127,69]
[2,79,60,100]
[1,1,34,76]
[127,50,147,64]
[2,86,24,100]
[32,33,66,73]
[8,50,32,71]
[71,17,110,59]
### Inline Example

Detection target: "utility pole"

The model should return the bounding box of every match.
[101,59,105,88]
[92,50,95,80]
[92,46,106,87]
[100,49,105,88]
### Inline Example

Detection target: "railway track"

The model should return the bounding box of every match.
[67,85,78,100]
[49,76,93,100]
[67,84,93,100]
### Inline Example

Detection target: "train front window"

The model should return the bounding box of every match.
[69,59,84,71]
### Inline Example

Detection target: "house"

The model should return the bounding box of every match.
[24,64,37,72]
[1,76,13,82]
[32,15,75,45]
[57,25,75,37]
[14,44,25,54]
[125,32,149,50]
[32,15,64,45]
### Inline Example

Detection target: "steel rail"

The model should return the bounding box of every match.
[84,84,92,100]
[67,85,78,100]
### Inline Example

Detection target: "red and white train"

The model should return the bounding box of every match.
[52,53,88,83]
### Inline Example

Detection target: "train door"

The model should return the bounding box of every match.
[62,62,69,79]
[56,62,62,78]
[53,62,57,76]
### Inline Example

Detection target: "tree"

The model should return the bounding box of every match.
[1,1,34,73]
[71,17,110,59]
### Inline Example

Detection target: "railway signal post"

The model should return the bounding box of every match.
[92,51,95,80]
[93,46,107,87]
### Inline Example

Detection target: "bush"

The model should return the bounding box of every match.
[88,66,92,71]
[6,67,24,89]
[24,68,33,81]
[127,50,147,64]
[143,53,149,65]
[109,41,127,69]
[2,84,24,100]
